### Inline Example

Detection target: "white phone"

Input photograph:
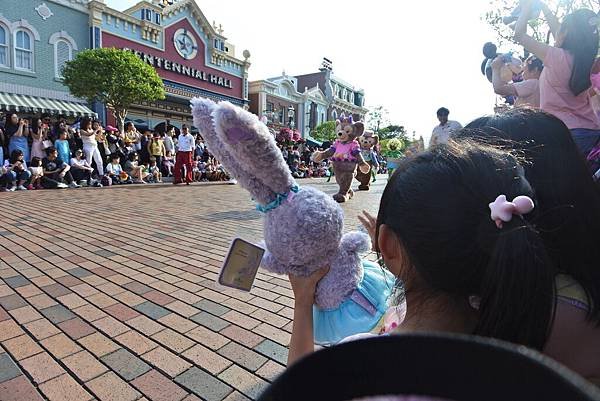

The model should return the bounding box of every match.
[217,238,265,292]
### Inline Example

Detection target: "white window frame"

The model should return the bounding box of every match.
[0,23,9,68]
[49,31,78,79]
[14,29,33,72]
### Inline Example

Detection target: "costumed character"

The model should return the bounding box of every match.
[190,99,396,345]
[355,131,379,191]
[481,42,524,106]
[382,138,403,178]
[311,115,370,203]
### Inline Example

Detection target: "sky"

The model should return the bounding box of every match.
[106,0,502,143]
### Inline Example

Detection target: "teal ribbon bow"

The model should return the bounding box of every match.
[256,185,300,213]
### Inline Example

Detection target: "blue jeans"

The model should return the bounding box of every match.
[2,170,31,185]
[571,129,600,157]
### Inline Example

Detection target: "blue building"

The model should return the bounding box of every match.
[0,0,95,118]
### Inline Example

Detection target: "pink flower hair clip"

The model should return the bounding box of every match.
[489,195,535,229]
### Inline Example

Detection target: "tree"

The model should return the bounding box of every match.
[377,124,408,140]
[365,105,389,133]
[62,48,165,132]
[483,0,600,47]
[312,121,337,142]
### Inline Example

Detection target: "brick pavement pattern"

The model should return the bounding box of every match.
[0,177,385,401]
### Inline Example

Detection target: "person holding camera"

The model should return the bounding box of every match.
[5,113,30,162]
[492,55,543,108]
[515,0,600,156]
[1,149,31,191]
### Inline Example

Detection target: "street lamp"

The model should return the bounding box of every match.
[287,105,295,128]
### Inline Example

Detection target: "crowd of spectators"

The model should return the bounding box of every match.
[0,113,232,191]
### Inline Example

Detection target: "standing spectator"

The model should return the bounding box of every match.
[0,126,5,163]
[6,113,30,162]
[492,55,544,108]
[194,135,206,160]
[147,132,165,168]
[1,150,31,191]
[54,129,71,166]
[124,122,141,152]
[80,118,104,177]
[173,124,194,185]
[93,120,110,167]
[42,147,79,188]
[429,107,462,147]
[139,130,152,165]
[70,149,95,186]
[30,118,48,161]
[69,124,83,154]
[515,1,600,155]
[162,127,175,156]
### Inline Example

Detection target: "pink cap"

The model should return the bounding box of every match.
[105,125,118,132]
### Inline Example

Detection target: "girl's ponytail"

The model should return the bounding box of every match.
[475,218,556,350]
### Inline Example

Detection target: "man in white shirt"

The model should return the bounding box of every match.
[174,124,195,185]
[492,55,543,109]
[430,107,462,147]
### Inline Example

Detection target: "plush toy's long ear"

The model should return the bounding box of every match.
[190,98,277,205]
[212,102,296,197]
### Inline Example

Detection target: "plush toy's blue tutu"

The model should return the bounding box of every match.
[313,260,395,345]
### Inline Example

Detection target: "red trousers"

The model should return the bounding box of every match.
[174,151,193,184]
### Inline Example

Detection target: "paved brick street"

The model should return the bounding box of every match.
[0,177,386,401]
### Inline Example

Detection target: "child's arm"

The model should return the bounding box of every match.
[514,0,550,61]
[287,267,329,366]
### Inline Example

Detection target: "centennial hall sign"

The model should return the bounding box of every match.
[124,48,234,89]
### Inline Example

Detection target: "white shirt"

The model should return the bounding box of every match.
[177,133,195,152]
[430,120,462,146]
[163,136,175,152]
[70,157,90,168]
[81,130,97,146]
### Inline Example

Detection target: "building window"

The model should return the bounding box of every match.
[54,39,72,78]
[155,13,161,25]
[0,25,7,67]
[15,30,33,71]
[332,110,338,120]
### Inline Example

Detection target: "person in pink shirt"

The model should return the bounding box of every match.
[515,0,600,157]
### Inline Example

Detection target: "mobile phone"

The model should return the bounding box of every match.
[217,238,265,292]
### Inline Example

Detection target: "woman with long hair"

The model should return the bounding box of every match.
[515,1,600,156]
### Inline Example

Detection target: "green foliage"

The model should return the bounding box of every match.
[378,124,408,140]
[312,121,337,142]
[62,48,165,130]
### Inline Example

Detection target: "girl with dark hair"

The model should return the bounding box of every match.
[5,113,30,162]
[1,149,31,191]
[514,1,600,155]
[459,108,600,385]
[288,141,556,365]
[30,118,48,161]
[80,118,104,177]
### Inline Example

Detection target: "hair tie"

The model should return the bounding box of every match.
[489,195,535,229]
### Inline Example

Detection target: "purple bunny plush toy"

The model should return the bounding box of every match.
[191,98,394,344]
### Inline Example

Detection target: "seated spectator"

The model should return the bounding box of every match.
[42,147,77,189]
[290,161,304,179]
[163,150,175,176]
[124,152,148,184]
[70,149,97,187]
[28,157,44,190]
[287,141,555,368]
[1,149,31,191]
[105,154,130,184]
[147,157,162,183]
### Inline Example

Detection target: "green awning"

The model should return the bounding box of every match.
[0,92,97,117]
